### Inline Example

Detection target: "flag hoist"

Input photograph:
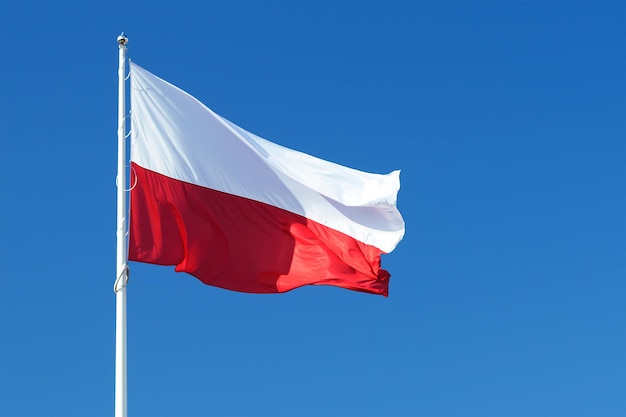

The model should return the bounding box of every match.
[114,32,129,417]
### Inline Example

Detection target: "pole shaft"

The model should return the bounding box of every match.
[115,34,128,417]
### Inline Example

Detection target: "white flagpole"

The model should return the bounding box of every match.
[114,32,129,417]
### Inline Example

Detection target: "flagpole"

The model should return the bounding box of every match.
[114,32,129,417]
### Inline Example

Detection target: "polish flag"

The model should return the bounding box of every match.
[128,63,405,296]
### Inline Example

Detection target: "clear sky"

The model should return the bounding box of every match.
[1,2,624,417]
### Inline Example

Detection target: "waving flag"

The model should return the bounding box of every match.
[128,63,404,296]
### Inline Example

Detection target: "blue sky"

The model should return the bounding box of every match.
[1,2,625,417]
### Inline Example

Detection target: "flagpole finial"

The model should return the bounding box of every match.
[117,33,128,47]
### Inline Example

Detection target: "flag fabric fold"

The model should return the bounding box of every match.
[128,62,404,296]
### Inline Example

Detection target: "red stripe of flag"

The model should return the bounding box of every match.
[129,163,390,296]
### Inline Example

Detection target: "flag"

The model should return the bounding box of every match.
[128,63,405,296]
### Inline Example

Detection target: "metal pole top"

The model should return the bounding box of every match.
[117,33,128,46]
